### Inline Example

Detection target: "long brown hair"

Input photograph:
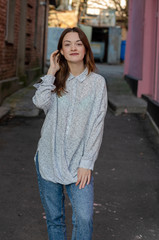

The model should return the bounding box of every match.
[53,27,95,97]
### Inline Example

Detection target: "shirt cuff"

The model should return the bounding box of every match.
[33,75,55,89]
[79,157,94,170]
[41,75,55,84]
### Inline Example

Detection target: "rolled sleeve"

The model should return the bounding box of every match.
[32,75,56,113]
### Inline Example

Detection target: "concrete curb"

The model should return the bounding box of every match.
[0,106,11,120]
[0,81,40,120]
[108,93,147,115]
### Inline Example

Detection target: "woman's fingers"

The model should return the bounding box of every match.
[87,173,91,185]
[75,177,81,186]
[49,50,60,74]
[50,50,59,64]
[51,50,59,57]
[76,168,91,189]
[79,175,88,189]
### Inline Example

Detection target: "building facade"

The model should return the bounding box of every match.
[124,0,159,127]
[0,0,49,104]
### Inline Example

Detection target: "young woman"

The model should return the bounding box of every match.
[33,27,107,240]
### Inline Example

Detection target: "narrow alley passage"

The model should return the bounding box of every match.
[1,1,159,239]
[0,107,159,240]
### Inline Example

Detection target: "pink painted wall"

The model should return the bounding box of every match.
[138,0,158,98]
[124,0,159,103]
[124,0,145,80]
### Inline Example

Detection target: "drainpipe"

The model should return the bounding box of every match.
[40,0,47,74]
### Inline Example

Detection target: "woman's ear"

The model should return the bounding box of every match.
[60,49,63,55]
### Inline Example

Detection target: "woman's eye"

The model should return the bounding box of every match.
[77,43,83,46]
[64,44,70,47]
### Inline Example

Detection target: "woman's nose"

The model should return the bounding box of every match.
[71,44,77,51]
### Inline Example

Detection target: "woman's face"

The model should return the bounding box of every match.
[60,32,86,64]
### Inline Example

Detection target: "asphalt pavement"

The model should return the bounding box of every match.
[0,64,159,240]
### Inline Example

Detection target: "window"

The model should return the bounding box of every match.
[5,0,16,44]
[34,0,39,48]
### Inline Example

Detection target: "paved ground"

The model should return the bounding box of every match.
[0,64,159,240]
[96,64,147,115]
[0,109,159,240]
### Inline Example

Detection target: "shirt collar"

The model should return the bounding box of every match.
[67,68,88,83]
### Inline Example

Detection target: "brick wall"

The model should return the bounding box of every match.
[0,0,49,104]
[0,0,20,80]
[25,0,43,68]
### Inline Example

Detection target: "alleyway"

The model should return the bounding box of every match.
[0,63,159,240]
[0,108,159,240]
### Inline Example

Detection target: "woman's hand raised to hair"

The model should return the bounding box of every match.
[47,50,60,76]
[76,168,91,189]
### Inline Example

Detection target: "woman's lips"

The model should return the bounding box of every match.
[70,53,79,55]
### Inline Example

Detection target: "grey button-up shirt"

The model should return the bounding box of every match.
[32,68,107,184]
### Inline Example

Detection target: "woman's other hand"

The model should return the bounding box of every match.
[47,50,60,76]
[76,168,91,189]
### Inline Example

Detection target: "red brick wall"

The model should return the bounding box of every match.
[25,0,48,70]
[0,0,48,81]
[25,0,41,68]
[0,0,21,80]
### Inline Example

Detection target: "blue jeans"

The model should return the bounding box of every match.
[35,154,94,240]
